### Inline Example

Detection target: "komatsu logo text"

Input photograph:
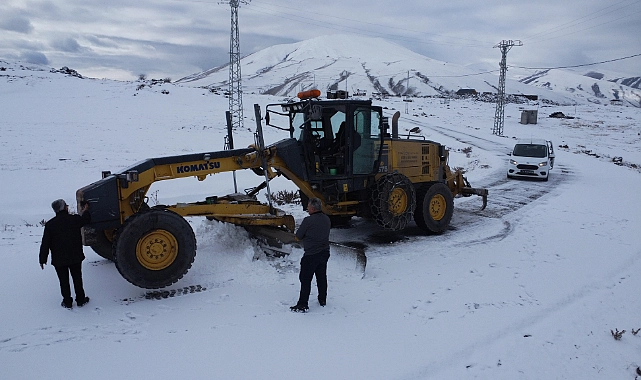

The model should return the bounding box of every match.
[176,161,220,174]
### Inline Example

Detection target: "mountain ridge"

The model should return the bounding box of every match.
[177,34,640,107]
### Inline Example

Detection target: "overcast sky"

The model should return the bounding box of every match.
[1,0,640,81]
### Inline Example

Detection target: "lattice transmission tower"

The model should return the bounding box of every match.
[492,39,522,136]
[222,0,249,130]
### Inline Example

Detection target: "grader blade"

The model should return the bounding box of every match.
[244,225,367,276]
[244,225,298,258]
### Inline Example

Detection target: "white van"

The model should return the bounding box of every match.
[507,138,555,181]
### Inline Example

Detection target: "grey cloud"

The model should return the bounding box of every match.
[85,35,120,48]
[0,16,34,34]
[52,37,86,53]
[2,0,638,79]
[44,35,230,80]
[241,34,298,58]
[20,51,49,65]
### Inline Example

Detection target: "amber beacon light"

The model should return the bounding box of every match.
[297,89,321,100]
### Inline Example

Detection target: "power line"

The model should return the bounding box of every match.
[243,2,491,48]
[528,9,641,44]
[523,0,638,41]
[511,53,641,70]
[249,0,494,47]
[425,70,500,78]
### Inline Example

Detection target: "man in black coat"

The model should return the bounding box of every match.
[39,199,91,309]
[290,197,331,313]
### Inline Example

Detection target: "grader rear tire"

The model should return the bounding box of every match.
[113,209,196,289]
[371,173,416,231]
[415,183,454,233]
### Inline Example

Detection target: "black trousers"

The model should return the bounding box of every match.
[297,250,330,306]
[54,262,86,305]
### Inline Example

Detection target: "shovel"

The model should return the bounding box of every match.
[245,225,367,276]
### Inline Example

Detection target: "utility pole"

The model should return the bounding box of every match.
[222,0,249,130]
[492,39,522,136]
[407,70,410,95]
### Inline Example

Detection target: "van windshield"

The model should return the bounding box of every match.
[513,144,547,158]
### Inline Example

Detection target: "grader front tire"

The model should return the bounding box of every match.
[113,209,196,289]
[415,183,454,233]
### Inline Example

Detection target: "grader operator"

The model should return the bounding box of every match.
[76,90,487,289]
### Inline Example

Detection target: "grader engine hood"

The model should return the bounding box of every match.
[76,176,121,231]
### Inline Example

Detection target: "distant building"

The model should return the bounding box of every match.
[327,90,348,99]
[516,94,539,101]
[456,88,477,96]
[520,110,538,124]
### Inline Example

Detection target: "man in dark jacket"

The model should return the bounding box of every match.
[40,199,91,309]
[290,197,331,313]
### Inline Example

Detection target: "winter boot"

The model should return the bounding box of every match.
[77,297,90,307]
[290,304,309,313]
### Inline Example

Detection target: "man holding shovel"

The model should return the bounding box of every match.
[290,197,331,313]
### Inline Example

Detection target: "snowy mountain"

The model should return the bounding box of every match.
[517,68,641,107]
[176,34,641,107]
[583,69,641,89]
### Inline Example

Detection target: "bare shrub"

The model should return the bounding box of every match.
[268,190,300,205]
[148,190,159,206]
[611,328,625,340]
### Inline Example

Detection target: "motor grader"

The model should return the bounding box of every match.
[76,90,487,289]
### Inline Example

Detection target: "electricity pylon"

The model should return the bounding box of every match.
[221,0,249,130]
[492,39,522,136]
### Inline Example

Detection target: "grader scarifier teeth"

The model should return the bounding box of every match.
[451,169,488,211]
[461,187,488,210]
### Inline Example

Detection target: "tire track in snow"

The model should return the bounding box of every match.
[400,115,511,154]
[452,163,574,246]
[0,312,144,353]
[397,247,641,380]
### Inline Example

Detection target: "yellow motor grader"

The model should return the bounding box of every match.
[77,90,487,289]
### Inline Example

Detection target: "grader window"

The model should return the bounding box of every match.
[353,108,381,174]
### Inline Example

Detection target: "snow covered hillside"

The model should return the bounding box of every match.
[1,60,641,379]
[519,68,641,107]
[176,34,641,107]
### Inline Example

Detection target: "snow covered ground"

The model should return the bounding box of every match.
[1,62,641,379]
